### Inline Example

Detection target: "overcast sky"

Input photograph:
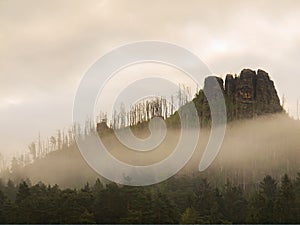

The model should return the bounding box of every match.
[0,0,299,159]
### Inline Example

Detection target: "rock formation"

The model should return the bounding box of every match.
[194,69,283,124]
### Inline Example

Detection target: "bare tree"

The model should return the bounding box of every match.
[50,136,56,152]
[28,142,36,161]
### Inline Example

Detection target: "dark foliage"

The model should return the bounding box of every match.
[0,173,300,224]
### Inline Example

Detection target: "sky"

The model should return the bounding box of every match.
[0,0,300,159]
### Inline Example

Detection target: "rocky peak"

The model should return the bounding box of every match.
[204,76,224,96]
[196,69,282,123]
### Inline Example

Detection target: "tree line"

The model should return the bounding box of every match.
[0,84,192,175]
[111,84,191,129]
[0,173,300,224]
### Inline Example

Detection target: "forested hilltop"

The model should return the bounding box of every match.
[0,69,298,189]
[0,173,300,224]
[0,68,299,223]
[98,68,284,130]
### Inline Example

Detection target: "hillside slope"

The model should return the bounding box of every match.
[2,69,297,188]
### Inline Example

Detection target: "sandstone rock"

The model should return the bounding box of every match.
[255,69,282,114]
[197,69,282,123]
[201,76,225,122]
[225,74,235,101]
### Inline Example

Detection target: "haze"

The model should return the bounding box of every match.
[12,114,300,188]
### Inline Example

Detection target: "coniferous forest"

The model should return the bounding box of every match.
[0,173,300,224]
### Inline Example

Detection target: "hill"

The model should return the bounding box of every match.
[1,69,298,189]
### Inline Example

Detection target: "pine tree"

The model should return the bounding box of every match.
[150,190,179,223]
[92,178,104,193]
[0,189,6,222]
[93,182,127,223]
[295,173,300,221]
[4,180,16,201]
[250,175,278,223]
[277,174,296,223]
[223,180,248,223]
[15,181,29,203]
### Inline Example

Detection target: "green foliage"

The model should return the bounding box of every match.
[150,190,179,223]
[180,207,200,224]
[295,173,300,222]
[93,182,127,223]
[0,174,299,223]
[249,175,278,223]
[223,180,248,223]
[276,174,296,223]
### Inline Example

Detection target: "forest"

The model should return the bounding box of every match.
[0,173,300,224]
[0,72,299,223]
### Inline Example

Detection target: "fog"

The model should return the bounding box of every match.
[5,113,300,188]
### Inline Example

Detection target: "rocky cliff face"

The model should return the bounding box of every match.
[194,69,283,124]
